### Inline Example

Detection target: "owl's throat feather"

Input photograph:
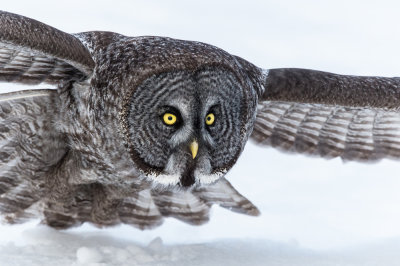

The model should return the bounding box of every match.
[180,161,196,187]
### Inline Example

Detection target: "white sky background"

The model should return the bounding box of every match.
[2,0,400,261]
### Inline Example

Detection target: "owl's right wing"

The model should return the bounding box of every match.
[0,11,95,223]
[0,89,67,223]
[0,11,94,84]
[251,68,400,162]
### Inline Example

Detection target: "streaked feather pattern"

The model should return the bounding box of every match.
[252,101,400,161]
[118,189,163,229]
[40,178,259,229]
[0,11,94,80]
[0,90,66,223]
[194,178,260,216]
[151,190,211,225]
[0,44,86,84]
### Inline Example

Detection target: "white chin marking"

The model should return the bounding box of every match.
[147,173,181,186]
[195,171,225,185]
[146,154,183,186]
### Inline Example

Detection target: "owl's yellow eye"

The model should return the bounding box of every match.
[163,113,177,125]
[205,113,215,126]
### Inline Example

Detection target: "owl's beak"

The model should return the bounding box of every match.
[189,140,199,159]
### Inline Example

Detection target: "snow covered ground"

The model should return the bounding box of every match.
[3,225,400,266]
[2,0,400,265]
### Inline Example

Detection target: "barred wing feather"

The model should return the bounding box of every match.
[252,101,400,161]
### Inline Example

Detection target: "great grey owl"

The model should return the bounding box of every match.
[1,11,400,229]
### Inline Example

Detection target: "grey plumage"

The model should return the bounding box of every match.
[0,11,399,229]
[252,101,400,161]
[252,68,400,161]
[262,68,400,109]
[0,90,66,223]
[0,11,93,84]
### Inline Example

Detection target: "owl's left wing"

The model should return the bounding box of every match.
[250,68,400,162]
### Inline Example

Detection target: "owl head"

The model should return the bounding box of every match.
[81,33,260,188]
[128,66,247,188]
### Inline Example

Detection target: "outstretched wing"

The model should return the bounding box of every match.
[0,10,94,84]
[0,11,95,224]
[0,90,67,223]
[251,68,400,162]
[40,178,259,229]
